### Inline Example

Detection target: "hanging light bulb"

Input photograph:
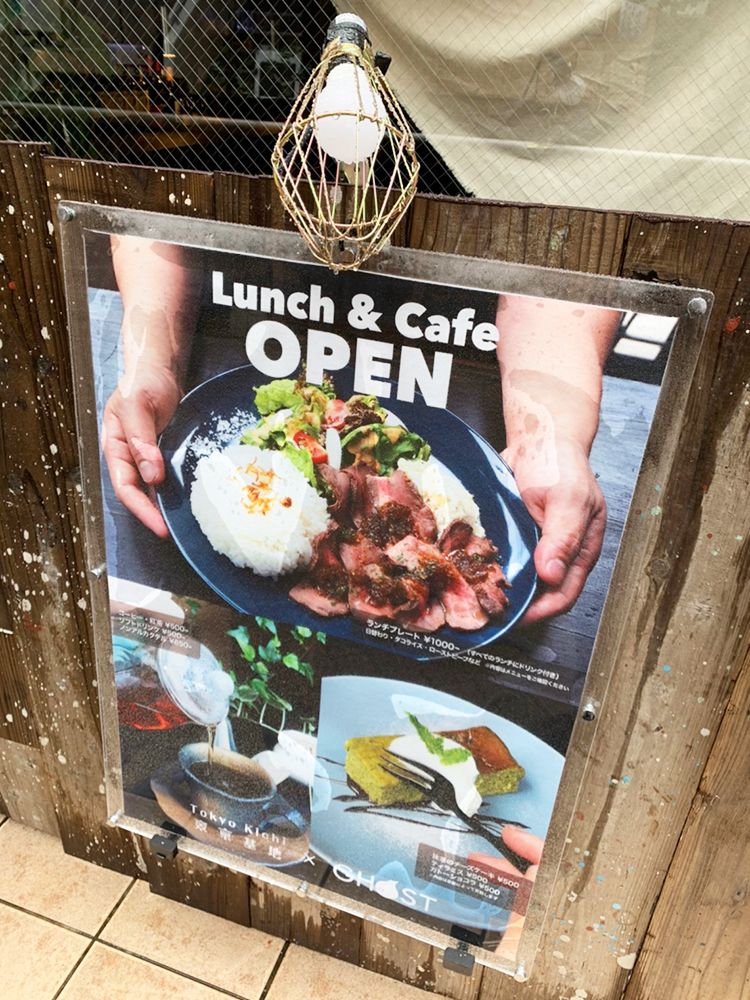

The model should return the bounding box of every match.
[272,13,419,272]
[314,62,387,164]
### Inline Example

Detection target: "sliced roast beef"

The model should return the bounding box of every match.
[439,572,490,631]
[342,465,372,525]
[438,520,510,619]
[289,581,348,617]
[470,564,511,617]
[385,535,489,631]
[289,531,349,617]
[317,463,351,519]
[348,562,429,624]
[365,470,437,542]
[438,519,474,553]
[362,500,415,547]
[339,533,386,574]
[408,599,446,633]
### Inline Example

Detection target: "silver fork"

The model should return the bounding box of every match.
[380,749,532,875]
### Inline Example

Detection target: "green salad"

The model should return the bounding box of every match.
[241,376,430,491]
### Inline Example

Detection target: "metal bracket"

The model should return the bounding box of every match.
[148,822,183,859]
[443,940,475,976]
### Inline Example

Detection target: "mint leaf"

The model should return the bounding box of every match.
[407,713,472,766]
[407,713,444,757]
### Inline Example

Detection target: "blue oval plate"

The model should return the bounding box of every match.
[157,366,538,661]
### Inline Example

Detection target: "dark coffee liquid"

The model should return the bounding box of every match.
[190,761,272,799]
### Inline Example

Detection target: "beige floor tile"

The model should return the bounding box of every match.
[59,944,240,1000]
[267,945,430,1000]
[101,879,283,999]
[0,820,132,934]
[0,901,89,1000]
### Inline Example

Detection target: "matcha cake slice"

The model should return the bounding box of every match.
[344,734,426,807]
[439,726,525,796]
[344,726,524,806]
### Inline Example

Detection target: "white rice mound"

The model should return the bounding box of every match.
[191,443,330,577]
[398,457,485,537]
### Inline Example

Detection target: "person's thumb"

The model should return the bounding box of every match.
[533,489,590,587]
[117,394,165,486]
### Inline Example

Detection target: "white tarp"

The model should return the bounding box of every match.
[339,1,750,220]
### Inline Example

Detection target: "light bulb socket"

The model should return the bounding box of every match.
[374,51,392,75]
[326,13,369,51]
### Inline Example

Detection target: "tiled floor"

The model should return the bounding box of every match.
[0,815,428,1000]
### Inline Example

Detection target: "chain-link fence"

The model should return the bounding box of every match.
[2,1,749,215]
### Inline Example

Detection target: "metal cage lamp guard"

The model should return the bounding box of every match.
[271,12,419,272]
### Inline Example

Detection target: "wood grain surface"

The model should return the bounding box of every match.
[0,145,748,1000]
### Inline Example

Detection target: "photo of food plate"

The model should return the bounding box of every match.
[310,676,563,931]
[157,366,538,660]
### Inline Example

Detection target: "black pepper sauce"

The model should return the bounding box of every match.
[362,501,414,547]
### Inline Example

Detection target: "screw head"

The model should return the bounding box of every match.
[582,702,596,722]
[57,205,75,223]
[687,296,708,316]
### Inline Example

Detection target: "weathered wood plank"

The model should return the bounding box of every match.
[0,636,39,747]
[623,648,750,999]
[214,173,292,230]
[43,156,214,218]
[404,196,629,274]
[478,218,750,1000]
[214,172,412,247]
[250,878,293,938]
[0,140,141,876]
[142,845,251,925]
[359,922,484,1000]
[291,895,362,964]
[0,738,58,835]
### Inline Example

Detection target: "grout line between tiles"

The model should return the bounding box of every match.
[87,941,254,1000]
[257,940,291,1000]
[51,937,98,1000]
[92,878,137,940]
[0,897,95,939]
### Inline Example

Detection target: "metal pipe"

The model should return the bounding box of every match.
[0,100,285,136]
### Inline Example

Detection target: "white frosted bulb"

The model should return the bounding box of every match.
[314,62,386,164]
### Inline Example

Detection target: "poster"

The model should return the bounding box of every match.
[68,212,692,972]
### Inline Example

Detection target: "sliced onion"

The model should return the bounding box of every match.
[325,427,342,470]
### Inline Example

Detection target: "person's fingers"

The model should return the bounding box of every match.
[116,392,165,486]
[533,485,593,587]
[523,502,607,623]
[117,481,169,538]
[502,826,545,866]
[103,408,169,537]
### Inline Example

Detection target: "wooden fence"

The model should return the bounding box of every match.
[0,139,748,1000]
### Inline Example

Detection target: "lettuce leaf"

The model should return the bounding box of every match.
[254,379,300,415]
[341,424,431,474]
[281,442,316,486]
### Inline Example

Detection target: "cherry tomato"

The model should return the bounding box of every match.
[293,430,328,464]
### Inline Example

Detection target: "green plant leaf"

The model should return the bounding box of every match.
[253,661,270,681]
[315,631,327,644]
[250,677,293,712]
[255,616,277,636]
[259,638,281,663]
[227,626,255,664]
